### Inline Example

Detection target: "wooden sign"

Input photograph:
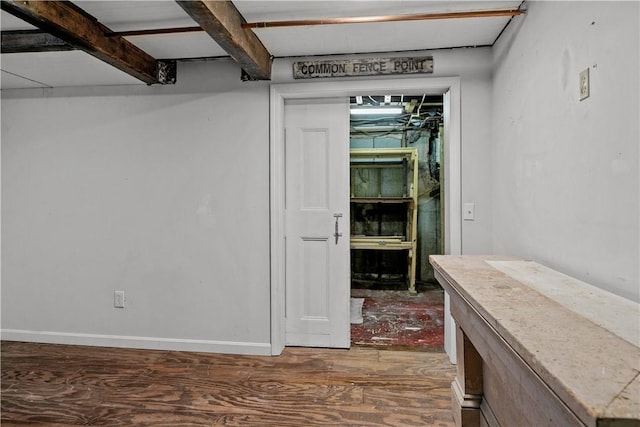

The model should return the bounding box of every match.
[293,56,433,79]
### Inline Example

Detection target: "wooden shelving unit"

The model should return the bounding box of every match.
[350,148,419,293]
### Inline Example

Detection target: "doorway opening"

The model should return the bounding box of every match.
[270,77,461,358]
[348,94,446,351]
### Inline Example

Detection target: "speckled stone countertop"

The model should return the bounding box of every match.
[430,255,640,427]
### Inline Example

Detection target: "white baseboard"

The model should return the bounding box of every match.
[1,329,272,356]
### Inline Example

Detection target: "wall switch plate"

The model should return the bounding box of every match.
[579,68,590,101]
[114,291,125,308]
[463,203,475,221]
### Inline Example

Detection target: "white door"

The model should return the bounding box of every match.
[284,98,350,348]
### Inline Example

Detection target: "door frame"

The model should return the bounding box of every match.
[270,77,462,357]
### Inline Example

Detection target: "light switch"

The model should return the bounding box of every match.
[463,203,475,221]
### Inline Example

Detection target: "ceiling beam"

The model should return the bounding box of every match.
[242,9,525,29]
[1,30,75,53]
[105,26,202,38]
[176,1,272,80]
[0,0,176,85]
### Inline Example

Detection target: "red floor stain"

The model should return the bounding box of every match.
[351,287,445,351]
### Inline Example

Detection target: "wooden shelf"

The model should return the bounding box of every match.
[351,240,413,250]
[350,147,418,293]
[351,197,414,204]
[350,147,419,158]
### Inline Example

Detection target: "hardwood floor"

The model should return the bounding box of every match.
[1,341,456,426]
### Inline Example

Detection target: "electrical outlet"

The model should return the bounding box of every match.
[579,68,590,101]
[114,291,125,308]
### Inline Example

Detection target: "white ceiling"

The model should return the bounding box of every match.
[0,0,521,89]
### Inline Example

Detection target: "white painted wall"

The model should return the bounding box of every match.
[1,61,272,353]
[492,1,640,301]
[2,47,495,353]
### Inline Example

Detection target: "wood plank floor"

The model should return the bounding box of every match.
[1,341,456,426]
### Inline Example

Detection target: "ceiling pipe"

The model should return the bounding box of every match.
[104,8,525,38]
[242,9,525,29]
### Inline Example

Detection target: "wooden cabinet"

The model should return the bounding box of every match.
[430,255,640,427]
[350,147,418,293]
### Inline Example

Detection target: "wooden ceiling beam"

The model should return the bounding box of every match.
[176,0,272,80]
[0,0,176,85]
[105,26,202,38]
[1,30,75,53]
